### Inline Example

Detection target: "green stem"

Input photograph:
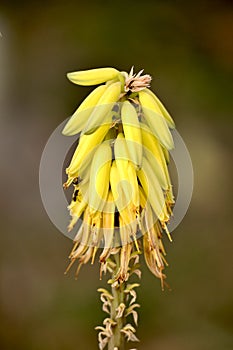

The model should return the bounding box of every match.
[108,254,126,350]
[97,249,140,349]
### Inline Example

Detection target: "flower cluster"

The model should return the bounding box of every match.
[63,66,175,349]
[63,67,175,286]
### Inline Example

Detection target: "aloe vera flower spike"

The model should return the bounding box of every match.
[63,66,176,349]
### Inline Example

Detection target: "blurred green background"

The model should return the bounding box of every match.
[0,0,232,349]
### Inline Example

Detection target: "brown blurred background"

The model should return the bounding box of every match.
[0,0,233,349]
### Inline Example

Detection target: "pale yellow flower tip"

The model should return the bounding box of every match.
[67,67,119,86]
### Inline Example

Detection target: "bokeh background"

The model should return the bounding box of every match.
[0,0,233,349]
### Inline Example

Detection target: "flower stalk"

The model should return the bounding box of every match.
[96,249,140,350]
[108,274,126,349]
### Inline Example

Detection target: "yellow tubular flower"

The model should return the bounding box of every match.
[62,85,108,136]
[82,82,121,134]
[67,67,120,86]
[114,132,132,206]
[144,87,175,129]
[88,141,112,215]
[65,123,111,186]
[139,89,174,150]
[121,100,143,169]
[100,190,115,263]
